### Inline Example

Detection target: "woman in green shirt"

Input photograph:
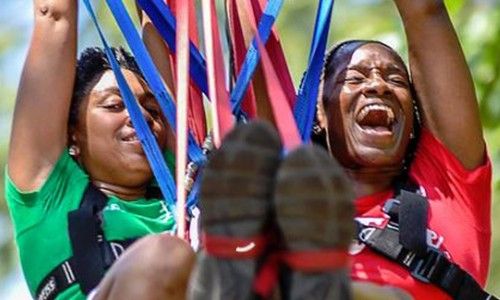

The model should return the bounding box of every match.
[6,1,193,299]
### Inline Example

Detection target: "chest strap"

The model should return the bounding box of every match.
[35,184,137,300]
[356,190,498,300]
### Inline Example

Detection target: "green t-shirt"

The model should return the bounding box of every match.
[5,150,176,299]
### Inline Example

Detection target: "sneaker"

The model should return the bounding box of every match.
[274,145,354,300]
[188,121,282,300]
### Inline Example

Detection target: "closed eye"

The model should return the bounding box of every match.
[141,101,162,118]
[336,70,366,84]
[345,76,365,84]
[102,101,125,111]
[387,75,409,87]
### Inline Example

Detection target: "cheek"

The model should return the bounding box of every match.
[85,112,122,141]
[151,118,168,145]
[401,97,415,127]
[339,86,358,114]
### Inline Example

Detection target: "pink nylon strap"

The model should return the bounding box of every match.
[231,0,300,150]
[243,0,296,108]
[175,0,189,239]
[256,38,301,150]
[166,0,206,146]
[202,0,234,147]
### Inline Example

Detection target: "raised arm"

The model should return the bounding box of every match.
[136,3,175,96]
[8,0,78,191]
[394,0,484,169]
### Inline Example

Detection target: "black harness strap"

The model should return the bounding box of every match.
[35,184,137,300]
[398,190,428,256]
[356,187,498,300]
[35,260,76,300]
[68,183,108,294]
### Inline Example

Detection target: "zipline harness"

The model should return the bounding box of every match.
[355,183,498,300]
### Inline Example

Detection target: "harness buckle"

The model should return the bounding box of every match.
[382,198,400,214]
[409,247,446,283]
[358,227,376,243]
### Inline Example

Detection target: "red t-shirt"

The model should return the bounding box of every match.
[350,128,492,299]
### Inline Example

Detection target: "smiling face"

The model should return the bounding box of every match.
[71,69,167,189]
[321,42,414,170]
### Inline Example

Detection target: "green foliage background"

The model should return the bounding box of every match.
[0,0,499,296]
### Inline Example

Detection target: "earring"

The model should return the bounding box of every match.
[312,123,324,135]
[69,145,80,157]
[409,132,415,140]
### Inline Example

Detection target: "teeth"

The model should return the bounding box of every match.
[357,104,395,126]
[124,135,138,142]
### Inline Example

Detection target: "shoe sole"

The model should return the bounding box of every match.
[189,121,282,300]
[274,145,354,299]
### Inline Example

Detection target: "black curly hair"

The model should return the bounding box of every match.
[313,40,422,177]
[69,46,143,128]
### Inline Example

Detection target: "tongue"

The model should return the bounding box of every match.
[357,109,391,130]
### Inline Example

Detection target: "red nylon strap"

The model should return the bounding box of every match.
[281,249,350,272]
[227,0,257,118]
[203,233,268,260]
[244,0,296,108]
[252,249,349,298]
[202,0,234,148]
[175,0,189,239]
[252,253,281,298]
[256,38,301,150]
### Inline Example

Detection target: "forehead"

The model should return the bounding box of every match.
[345,43,406,72]
[90,69,147,96]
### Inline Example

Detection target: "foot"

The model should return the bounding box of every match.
[274,145,354,300]
[188,121,282,300]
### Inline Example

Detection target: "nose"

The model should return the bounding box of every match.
[125,106,154,128]
[362,74,391,97]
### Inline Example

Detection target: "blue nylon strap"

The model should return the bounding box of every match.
[186,171,202,213]
[136,0,208,95]
[105,0,205,165]
[294,0,334,143]
[82,0,176,206]
[229,0,284,116]
[134,0,283,120]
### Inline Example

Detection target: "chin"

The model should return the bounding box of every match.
[123,160,154,179]
[353,146,406,169]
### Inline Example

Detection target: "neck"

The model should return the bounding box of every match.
[345,166,402,198]
[92,180,147,200]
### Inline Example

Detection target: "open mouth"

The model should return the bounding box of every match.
[355,103,395,134]
[122,133,140,142]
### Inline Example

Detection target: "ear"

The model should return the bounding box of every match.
[316,85,328,130]
[67,125,82,151]
[68,128,77,145]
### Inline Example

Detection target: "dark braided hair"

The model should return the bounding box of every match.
[69,47,143,128]
[313,40,422,178]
